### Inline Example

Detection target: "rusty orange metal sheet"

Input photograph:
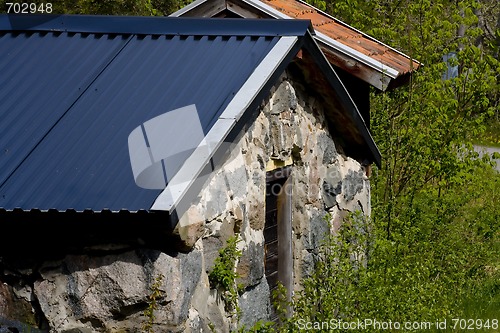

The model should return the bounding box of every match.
[261,0,420,76]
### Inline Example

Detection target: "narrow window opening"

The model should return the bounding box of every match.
[264,166,293,321]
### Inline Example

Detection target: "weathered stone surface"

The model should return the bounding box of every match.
[357,183,371,216]
[202,237,224,274]
[190,269,210,318]
[248,200,265,231]
[218,216,236,242]
[224,160,248,201]
[343,169,365,202]
[196,289,230,333]
[306,158,321,206]
[236,241,264,288]
[179,249,204,321]
[322,165,343,209]
[59,328,93,333]
[301,250,316,280]
[304,209,330,251]
[330,206,348,235]
[186,308,209,333]
[175,206,206,250]
[247,114,270,151]
[317,131,338,165]
[238,280,271,329]
[269,118,284,159]
[0,282,40,331]
[205,175,229,220]
[33,249,202,332]
[291,206,306,237]
[271,81,297,114]
[0,318,41,333]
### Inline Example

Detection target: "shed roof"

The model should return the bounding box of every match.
[171,0,421,91]
[0,14,379,222]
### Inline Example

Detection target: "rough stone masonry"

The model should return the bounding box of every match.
[0,71,371,333]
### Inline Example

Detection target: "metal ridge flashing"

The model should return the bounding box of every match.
[0,14,312,36]
[167,0,291,19]
[151,36,299,213]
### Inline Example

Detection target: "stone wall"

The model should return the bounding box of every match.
[0,71,371,333]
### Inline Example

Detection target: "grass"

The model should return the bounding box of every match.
[463,235,500,315]
[461,271,500,332]
[458,168,500,332]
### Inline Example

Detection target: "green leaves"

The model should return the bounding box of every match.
[208,235,242,315]
[13,0,196,16]
[300,0,500,329]
[142,273,165,333]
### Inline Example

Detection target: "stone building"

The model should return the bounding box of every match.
[0,6,417,333]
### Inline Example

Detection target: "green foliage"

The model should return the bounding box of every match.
[462,265,500,319]
[208,235,242,316]
[236,320,278,333]
[277,211,373,331]
[272,6,500,326]
[19,0,157,15]
[0,0,196,16]
[305,0,326,12]
[142,273,164,333]
[475,121,500,147]
[269,173,498,330]
[271,282,289,322]
[236,282,289,333]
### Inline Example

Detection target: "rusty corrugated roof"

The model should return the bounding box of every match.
[260,0,421,90]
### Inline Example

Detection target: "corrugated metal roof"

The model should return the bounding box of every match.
[171,0,422,91]
[0,15,310,213]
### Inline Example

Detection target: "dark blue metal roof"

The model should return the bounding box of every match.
[0,14,314,36]
[0,14,310,213]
